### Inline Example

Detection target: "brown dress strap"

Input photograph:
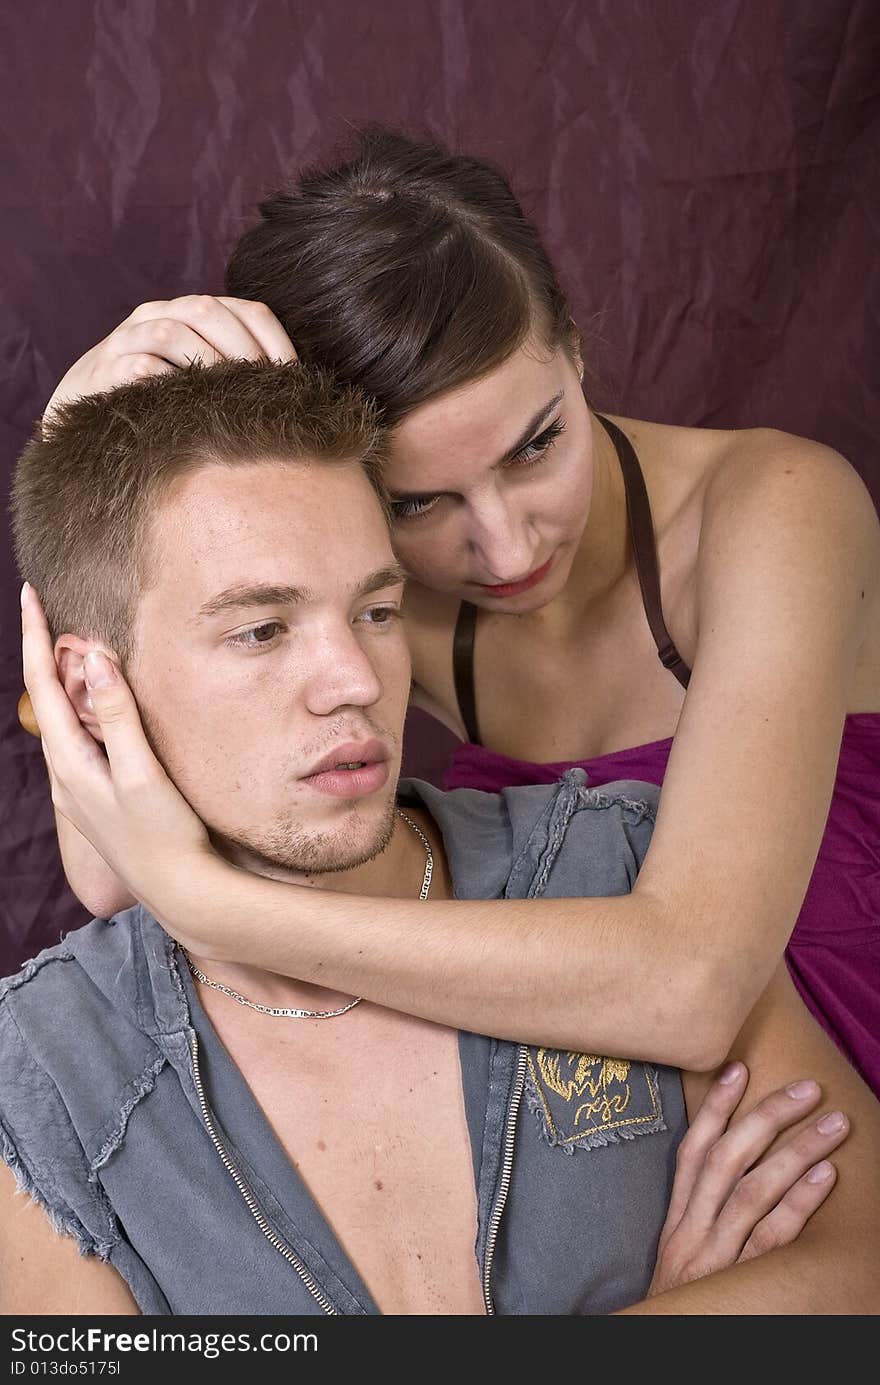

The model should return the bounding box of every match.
[453,598,482,745]
[596,415,691,690]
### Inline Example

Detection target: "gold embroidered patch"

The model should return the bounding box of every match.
[527,1048,662,1146]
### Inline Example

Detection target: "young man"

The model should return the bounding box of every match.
[7,362,879,1315]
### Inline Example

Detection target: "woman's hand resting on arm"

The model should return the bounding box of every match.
[643,1062,846,1301]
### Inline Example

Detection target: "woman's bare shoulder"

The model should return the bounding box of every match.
[614,413,877,544]
[706,424,875,513]
[699,425,879,627]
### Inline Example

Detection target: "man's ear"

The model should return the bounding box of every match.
[54,634,119,744]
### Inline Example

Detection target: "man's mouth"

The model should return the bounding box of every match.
[300,740,391,799]
[304,740,387,776]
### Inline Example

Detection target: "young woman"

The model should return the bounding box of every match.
[30,128,880,1092]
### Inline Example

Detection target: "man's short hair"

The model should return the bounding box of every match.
[12,360,387,667]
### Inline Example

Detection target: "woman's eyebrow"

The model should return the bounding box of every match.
[389,391,566,501]
[493,390,564,468]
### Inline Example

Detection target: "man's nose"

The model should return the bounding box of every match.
[303,627,383,715]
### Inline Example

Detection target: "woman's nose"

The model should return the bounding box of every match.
[468,498,535,581]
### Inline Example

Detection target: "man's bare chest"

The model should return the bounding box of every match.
[207,1004,486,1315]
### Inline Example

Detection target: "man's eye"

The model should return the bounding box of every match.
[359,605,402,627]
[225,621,284,650]
[388,494,441,522]
[510,417,566,466]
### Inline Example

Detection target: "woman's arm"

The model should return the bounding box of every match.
[52,810,136,918]
[628,433,879,1059]
[619,963,880,1314]
[22,449,878,1070]
[25,308,880,1065]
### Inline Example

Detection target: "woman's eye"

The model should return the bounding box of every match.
[388,494,441,523]
[510,417,566,466]
[225,621,284,650]
[387,418,565,521]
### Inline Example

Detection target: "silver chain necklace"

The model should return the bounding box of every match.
[183,807,433,1019]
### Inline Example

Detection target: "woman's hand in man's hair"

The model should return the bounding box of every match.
[44,296,297,423]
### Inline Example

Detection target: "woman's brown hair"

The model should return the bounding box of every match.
[226,126,579,427]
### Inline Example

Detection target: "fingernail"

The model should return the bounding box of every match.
[84,651,118,689]
[806,1160,834,1183]
[817,1110,846,1135]
[718,1061,744,1085]
[20,581,31,609]
[786,1079,819,1100]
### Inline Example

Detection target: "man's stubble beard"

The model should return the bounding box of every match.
[210,794,399,880]
[133,679,402,880]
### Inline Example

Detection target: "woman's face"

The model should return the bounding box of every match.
[383,340,594,612]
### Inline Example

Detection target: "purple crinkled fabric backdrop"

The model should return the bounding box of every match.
[1,0,878,971]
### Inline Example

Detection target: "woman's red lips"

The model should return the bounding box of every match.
[475,555,554,598]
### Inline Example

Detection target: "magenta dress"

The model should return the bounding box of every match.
[442,416,880,1098]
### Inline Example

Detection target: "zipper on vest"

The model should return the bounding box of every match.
[188,1030,337,1316]
[481,1044,528,1315]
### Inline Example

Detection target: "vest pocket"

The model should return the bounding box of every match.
[524,1050,666,1153]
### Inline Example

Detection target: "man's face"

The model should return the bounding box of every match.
[128,459,410,879]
